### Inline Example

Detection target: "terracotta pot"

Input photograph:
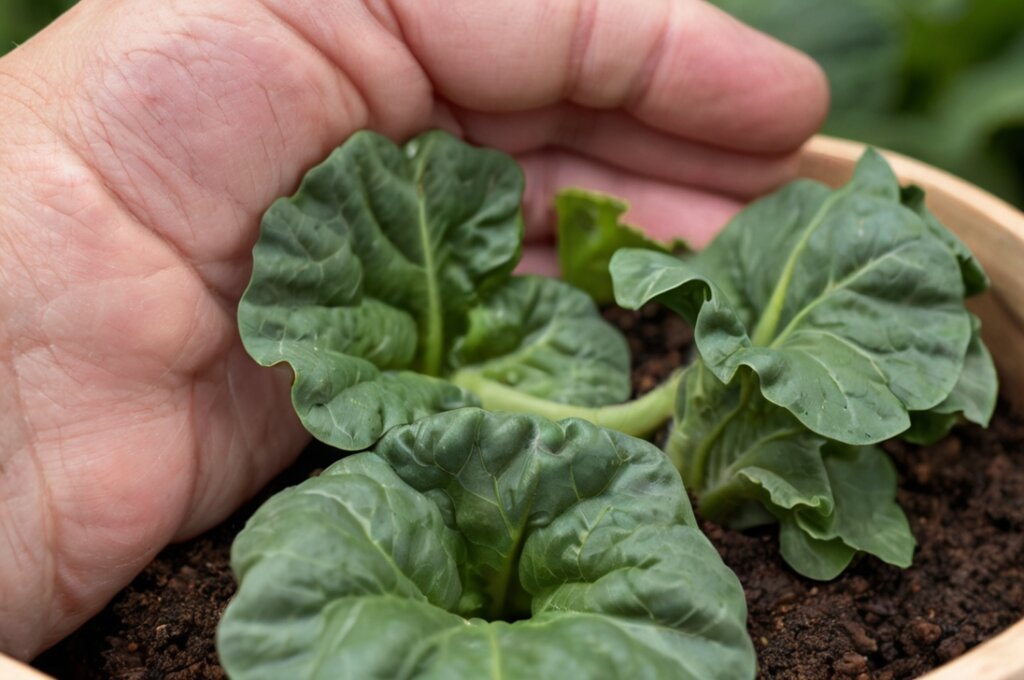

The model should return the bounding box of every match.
[3,135,1023,678]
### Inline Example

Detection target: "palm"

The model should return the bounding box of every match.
[0,0,825,660]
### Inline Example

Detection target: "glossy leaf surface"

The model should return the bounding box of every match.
[218,410,755,679]
[613,150,972,445]
[669,363,914,580]
[239,131,630,448]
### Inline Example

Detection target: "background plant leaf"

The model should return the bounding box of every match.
[555,188,686,304]
[710,0,1024,206]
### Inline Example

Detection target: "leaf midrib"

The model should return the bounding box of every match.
[769,240,921,349]
[413,137,444,376]
[750,185,852,346]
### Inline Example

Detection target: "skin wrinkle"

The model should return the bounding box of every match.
[564,0,599,102]
[181,364,235,541]
[0,361,56,657]
[257,0,433,139]
[58,3,354,299]
[66,59,234,308]
[251,0,374,130]
[622,0,676,115]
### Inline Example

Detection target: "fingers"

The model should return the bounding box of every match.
[518,150,743,249]
[2,0,827,302]
[448,103,801,199]
[391,0,829,153]
[518,248,560,277]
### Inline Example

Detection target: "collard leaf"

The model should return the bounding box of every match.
[778,519,857,581]
[218,410,755,679]
[669,362,915,580]
[613,149,972,445]
[239,131,630,449]
[900,184,989,295]
[556,188,686,304]
[797,443,915,572]
[450,276,630,406]
[904,314,997,444]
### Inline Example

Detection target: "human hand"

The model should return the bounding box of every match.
[0,0,826,659]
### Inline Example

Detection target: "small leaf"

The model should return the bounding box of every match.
[797,443,915,571]
[670,362,915,580]
[779,518,857,581]
[450,276,630,407]
[556,188,686,303]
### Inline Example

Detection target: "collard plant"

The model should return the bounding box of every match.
[237,131,676,450]
[606,151,996,578]
[226,130,996,677]
[217,410,756,679]
[239,130,995,579]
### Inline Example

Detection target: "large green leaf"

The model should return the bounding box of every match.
[612,149,971,445]
[218,410,755,679]
[555,188,686,304]
[668,363,915,580]
[239,131,631,449]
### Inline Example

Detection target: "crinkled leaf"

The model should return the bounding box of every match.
[667,363,832,517]
[556,188,686,303]
[795,443,915,571]
[218,410,755,679]
[613,149,972,445]
[669,362,915,580]
[256,340,475,451]
[449,276,630,406]
[901,184,989,295]
[239,131,630,449]
[904,314,998,444]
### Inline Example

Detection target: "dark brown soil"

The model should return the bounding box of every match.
[35,305,1024,679]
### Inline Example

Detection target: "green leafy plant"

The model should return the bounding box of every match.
[240,130,995,580]
[217,409,756,679]
[238,130,678,449]
[609,150,996,578]
[555,188,686,304]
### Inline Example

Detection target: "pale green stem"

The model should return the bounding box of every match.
[683,375,754,490]
[451,370,682,438]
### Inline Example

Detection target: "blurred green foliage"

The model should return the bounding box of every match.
[713,0,1024,204]
[2,0,1023,203]
[0,0,75,54]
